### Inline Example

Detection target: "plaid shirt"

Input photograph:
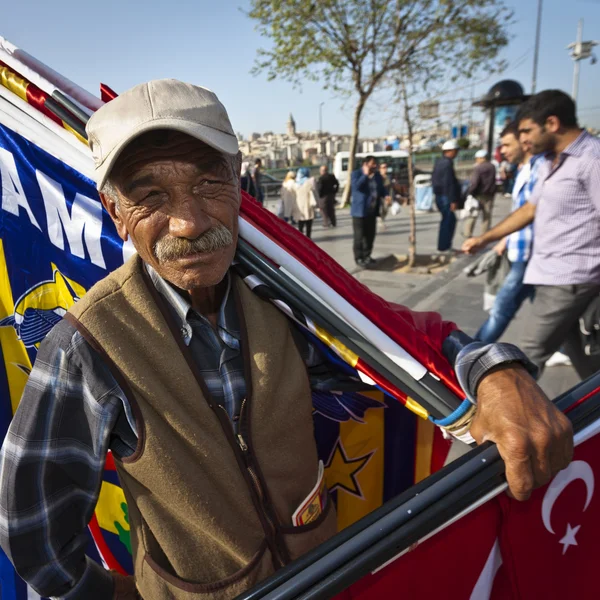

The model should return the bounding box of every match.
[0,266,529,599]
[506,154,542,263]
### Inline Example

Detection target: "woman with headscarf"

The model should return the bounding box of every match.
[240,161,256,198]
[294,167,317,238]
[279,171,297,223]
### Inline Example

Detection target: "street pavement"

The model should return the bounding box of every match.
[263,195,579,399]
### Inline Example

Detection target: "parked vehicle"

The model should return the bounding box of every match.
[333,150,411,189]
[260,172,284,198]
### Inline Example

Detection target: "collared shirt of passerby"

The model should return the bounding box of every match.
[252,158,264,204]
[463,150,497,239]
[317,164,339,228]
[294,167,317,238]
[468,122,540,343]
[279,170,297,222]
[463,90,600,379]
[432,140,462,252]
[350,156,386,267]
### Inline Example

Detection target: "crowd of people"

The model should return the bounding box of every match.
[463,89,600,380]
[241,89,600,379]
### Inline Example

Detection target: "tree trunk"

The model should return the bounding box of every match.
[401,82,417,269]
[341,96,366,207]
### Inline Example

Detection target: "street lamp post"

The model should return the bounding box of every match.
[567,19,599,103]
[531,0,543,93]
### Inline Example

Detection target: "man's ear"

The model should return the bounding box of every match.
[99,191,129,242]
[545,115,561,134]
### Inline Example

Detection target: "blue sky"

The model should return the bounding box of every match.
[2,0,600,137]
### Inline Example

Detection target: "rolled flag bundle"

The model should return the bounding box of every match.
[2,35,600,600]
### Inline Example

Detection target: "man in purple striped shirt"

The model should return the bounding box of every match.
[464,90,600,379]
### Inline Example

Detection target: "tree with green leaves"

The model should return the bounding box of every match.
[247,0,511,206]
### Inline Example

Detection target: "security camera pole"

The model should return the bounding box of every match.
[567,19,599,103]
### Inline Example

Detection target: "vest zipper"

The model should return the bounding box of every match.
[219,403,287,569]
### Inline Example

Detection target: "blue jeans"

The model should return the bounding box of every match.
[475,260,533,343]
[435,195,456,251]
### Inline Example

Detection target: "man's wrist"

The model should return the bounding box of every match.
[454,341,538,404]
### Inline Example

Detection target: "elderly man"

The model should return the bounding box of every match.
[0,80,572,600]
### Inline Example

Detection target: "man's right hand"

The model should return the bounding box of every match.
[362,164,371,176]
[462,236,486,254]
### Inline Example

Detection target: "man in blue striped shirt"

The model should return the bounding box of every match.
[465,122,540,343]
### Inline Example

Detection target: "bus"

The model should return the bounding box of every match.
[333,150,410,189]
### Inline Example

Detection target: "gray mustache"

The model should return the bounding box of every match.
[153,225,233,262]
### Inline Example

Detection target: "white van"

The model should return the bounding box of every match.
[333,150,410,189]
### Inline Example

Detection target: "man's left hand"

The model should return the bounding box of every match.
[470,364,573,501]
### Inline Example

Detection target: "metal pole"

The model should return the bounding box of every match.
[572,19,583,102]
[318,102,324,135]
[532,0,543,93]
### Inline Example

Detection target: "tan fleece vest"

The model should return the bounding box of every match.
[67,256,336,600]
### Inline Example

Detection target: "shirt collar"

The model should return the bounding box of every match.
[559,129,589,158]
[144,264,239,347]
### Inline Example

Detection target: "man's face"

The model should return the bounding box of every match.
[500,133,523,165]
[518,118,554,155]
[320,165,327,176]
[101,131,240,292]
[445,149,459,160]
[365,159,377,173]
[379,163,388,176]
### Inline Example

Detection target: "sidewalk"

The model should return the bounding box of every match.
[264,194,514,304]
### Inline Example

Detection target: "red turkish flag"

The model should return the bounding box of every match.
[343,499,502,599]
[498,429,600,600]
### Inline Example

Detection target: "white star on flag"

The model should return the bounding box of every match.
[559,523,581,555]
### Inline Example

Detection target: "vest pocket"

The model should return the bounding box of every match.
[279,496,337,561]
[139,541,273,600]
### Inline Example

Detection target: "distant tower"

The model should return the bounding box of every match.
[287,113,296,137]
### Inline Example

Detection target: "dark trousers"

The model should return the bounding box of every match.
[321,194,337,227]
[352,215,377,262]
[520,283,600,380]
[435,194,456,252]
[298,219,313,238]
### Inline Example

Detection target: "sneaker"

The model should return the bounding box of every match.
[545,351,572,367]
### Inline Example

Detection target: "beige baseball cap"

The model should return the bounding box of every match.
[86,79,239,189]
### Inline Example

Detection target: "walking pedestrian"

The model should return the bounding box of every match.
[351,155,386,267]
[294,167,317,238]
[240,161,256,198]
[463,150,497,238]
[252,158,264,204]
[317,164,339,228]
[463,90,600,379]
[377,163,393,231]
[432,140,462,252]
[468,122,540,343]
[279,170,296,223]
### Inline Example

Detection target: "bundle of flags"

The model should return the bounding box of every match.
[1,35,600,600]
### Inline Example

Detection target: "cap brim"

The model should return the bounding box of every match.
[95,117,239,189]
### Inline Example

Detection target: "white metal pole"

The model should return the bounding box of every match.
[532,0,543,93]
[572,19,583,102]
